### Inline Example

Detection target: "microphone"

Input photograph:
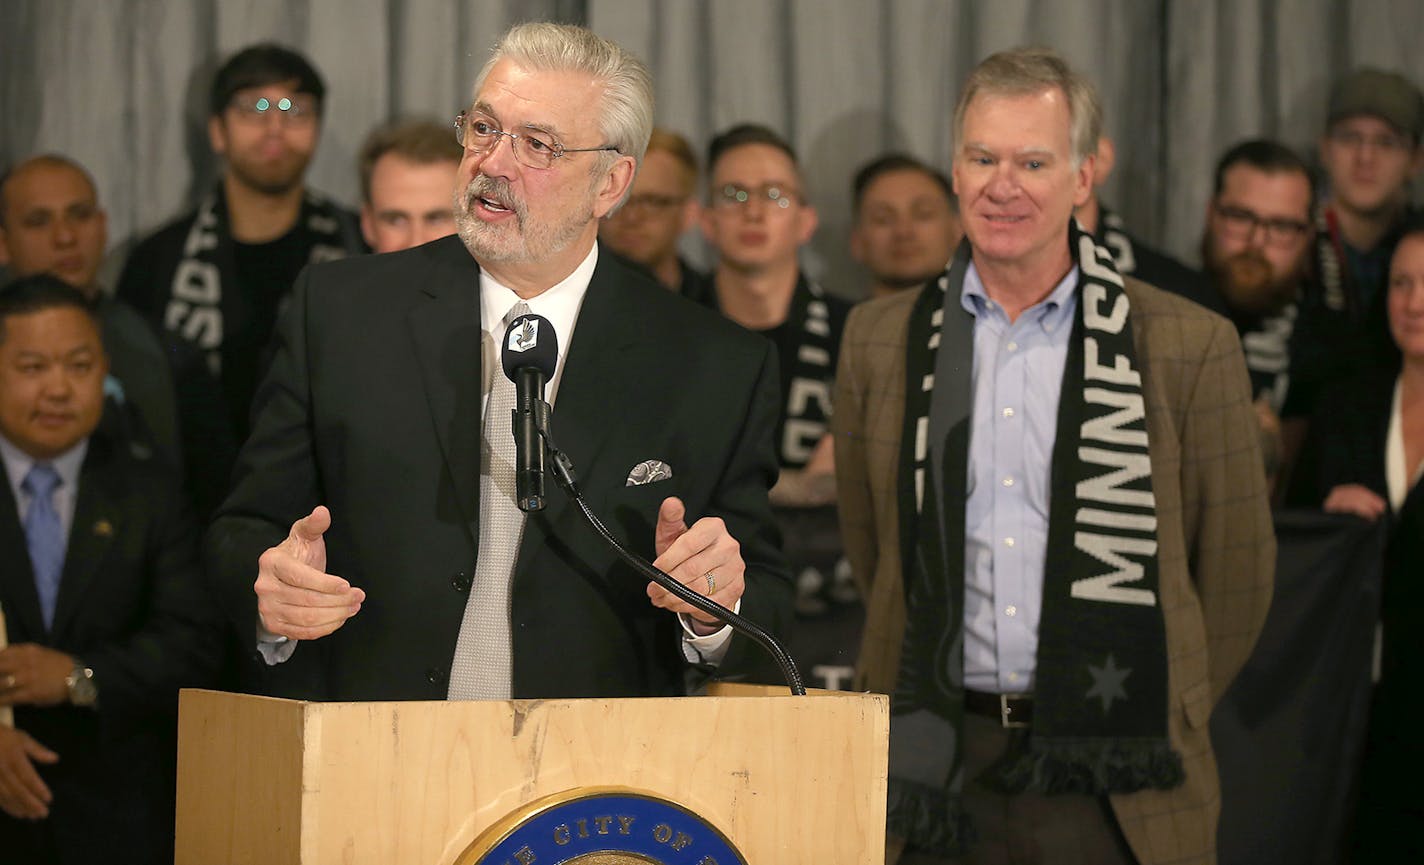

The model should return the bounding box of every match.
[501,312,558,512]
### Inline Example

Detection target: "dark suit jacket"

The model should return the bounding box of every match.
[206,237,792,701]
[0,433,222,865]
[1287,366,1401,508]
[834,276,1275,865]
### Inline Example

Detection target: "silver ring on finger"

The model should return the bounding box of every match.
[703,570,717,594]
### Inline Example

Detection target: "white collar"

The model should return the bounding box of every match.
[479,242,600,405]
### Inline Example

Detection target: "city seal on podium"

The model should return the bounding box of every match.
[454,786,749,865]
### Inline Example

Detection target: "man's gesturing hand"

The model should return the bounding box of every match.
[647,497,745,632]
[254,506,365,640]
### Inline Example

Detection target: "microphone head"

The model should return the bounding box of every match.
[501,312,559,382]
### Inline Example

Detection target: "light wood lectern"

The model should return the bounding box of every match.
[175,684,888,864]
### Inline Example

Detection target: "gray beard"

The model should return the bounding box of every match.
[455,176,593,265]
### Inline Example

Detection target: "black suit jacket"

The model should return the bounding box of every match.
[206,237,792,701]
[1287,365,1401,508]
[0,433,222,865]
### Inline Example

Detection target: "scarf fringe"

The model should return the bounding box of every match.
[887,777,973,857]
[981,738,1186,795]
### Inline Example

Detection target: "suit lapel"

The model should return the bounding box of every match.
[0,475,45,642]
[518,256,644,559]
[50,441,118,641]
[408,240,485,544]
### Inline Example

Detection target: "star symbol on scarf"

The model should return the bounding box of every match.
[1085,653,1131,715]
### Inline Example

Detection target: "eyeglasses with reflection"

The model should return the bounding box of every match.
[714,183,802,211]
[228,94,317,123]
[453,110,620,170]
[1328,128,1413,153]
[1213,203,1311,246]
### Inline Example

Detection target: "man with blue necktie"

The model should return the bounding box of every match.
[0,275,220,865]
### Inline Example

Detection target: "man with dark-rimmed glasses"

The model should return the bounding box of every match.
[205,22,791,703]
[1199,139,1322,488]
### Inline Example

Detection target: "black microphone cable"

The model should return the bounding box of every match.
[539,423,806,696]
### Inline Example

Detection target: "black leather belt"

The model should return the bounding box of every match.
[964,689,1033,728]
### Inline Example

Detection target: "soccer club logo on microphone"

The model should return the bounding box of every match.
[453,787,748,865]
[509,317,539,353]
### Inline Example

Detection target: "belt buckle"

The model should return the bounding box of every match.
[1000,694,1029,729]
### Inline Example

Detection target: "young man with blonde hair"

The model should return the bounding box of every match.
[358,118,462,254]
[599,127,709,297]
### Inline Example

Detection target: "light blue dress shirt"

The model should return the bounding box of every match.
[0,433,88,543]
[960,263,1079,693]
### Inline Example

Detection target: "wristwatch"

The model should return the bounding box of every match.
[65,662,98,708]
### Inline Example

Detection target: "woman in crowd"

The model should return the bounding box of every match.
[1291,217,1424,858]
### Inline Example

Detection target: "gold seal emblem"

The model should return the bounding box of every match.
[454,786,747,865]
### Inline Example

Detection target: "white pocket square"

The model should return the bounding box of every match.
[626,460,673,486]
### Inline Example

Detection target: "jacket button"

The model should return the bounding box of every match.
[426,667,446,685]
[452,571,472,593]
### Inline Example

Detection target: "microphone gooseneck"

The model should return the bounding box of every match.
[543,426,807,697]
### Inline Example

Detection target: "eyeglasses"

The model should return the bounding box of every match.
[714,183,801,210]
[1213,203,1310,247]
[1328,128,1413,153]
[454,110,620,170]
[616,193,689,217]
[228,94,317,123]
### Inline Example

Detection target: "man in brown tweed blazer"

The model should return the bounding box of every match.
[833,48,1274,865]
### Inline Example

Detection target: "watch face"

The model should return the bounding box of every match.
[68,667,97,707]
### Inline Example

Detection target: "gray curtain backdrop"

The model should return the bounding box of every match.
[3,0,1423,301]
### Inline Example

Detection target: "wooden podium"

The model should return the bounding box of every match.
[175,684,888,864]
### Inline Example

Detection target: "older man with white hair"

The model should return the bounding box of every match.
[206,22,792,702]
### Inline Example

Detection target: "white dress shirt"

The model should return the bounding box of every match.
[1385,376,1424,513]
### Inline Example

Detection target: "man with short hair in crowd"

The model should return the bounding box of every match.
[0,274,220,865]
[1315,68,1424,357]
[700,123,850,506]
[1200,139,1321,486]
[117,43,364,447]
[0,156,180,468]
[849,153,961,299]
[599,127,709,298]
[358,118,461,254]
[834,47,1273,864]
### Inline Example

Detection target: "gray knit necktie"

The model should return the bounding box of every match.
[448,301,531,700]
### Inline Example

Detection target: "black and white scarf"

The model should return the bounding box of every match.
[775,277,837,468]
[1239,304,1298,413]
[1314,204,1355,317]
[888,222,1184,855]
[162,185,357,376]
[1099,208,1138,276]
